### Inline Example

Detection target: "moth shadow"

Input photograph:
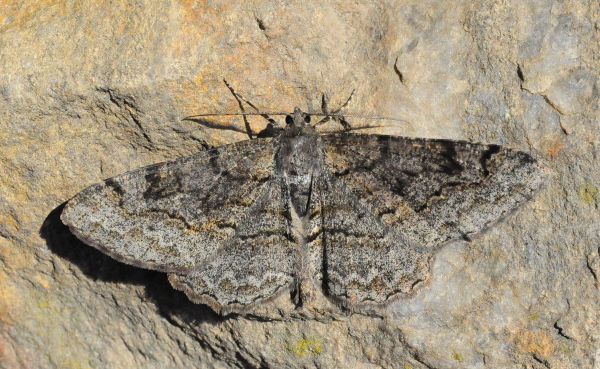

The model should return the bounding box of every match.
[40,202,223,325]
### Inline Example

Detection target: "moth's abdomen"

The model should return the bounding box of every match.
[285,175,313,217]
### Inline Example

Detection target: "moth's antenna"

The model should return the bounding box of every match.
[184,112,285,118]
[183,83,410,133]
[180,117,252,135]
[181,112,408,137]
[332,89,355,114]
[183,81,288,137]
[339,115,411,124]
[338,124,385,131]
[184,112,409,122]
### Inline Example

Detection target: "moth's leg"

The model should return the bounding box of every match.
[330,89,355,131]
[223,79,255,139]
[313,93,332,127]
[338,117,352,131]
[223,80,271,119]
[223,80,280,138]
[314,90,355,131]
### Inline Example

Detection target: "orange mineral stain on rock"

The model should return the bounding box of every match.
[0,214,18,238]
[545,139,564,159]
[0,336,22,369]
[0,238,35,271]
[0,0,67,32]
[33,274,52,290]
[515,330,554,359]
[0,272,23,326]
[179,0,215,23]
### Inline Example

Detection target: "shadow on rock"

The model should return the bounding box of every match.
[40,202,222,325]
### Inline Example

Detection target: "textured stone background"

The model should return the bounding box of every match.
[0,1,598,368]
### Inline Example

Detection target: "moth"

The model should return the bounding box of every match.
[61,82,543,316]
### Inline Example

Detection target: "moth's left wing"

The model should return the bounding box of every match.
[321,134,543,250]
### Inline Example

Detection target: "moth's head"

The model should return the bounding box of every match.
[285,107,311,127]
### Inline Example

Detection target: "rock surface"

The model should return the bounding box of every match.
[0,1,598,368]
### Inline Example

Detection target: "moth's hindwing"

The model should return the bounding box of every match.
[168,180,297,314]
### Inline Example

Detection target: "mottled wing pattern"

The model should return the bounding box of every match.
[318,175,431,306]
[319,134,542,306]
[322,134,543,250]
[61,139,278,272]
[168,179,297,313]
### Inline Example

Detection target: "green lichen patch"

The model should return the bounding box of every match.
[287,338,324,358]
[452,351,464,362]
[578,183,598,205]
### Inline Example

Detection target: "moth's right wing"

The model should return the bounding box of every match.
[61,139,279,273]
[321,134,544,250]
[317,134,543,308]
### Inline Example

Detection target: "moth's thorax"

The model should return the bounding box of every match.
[277,125,323,175]
[276,127,323,218]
